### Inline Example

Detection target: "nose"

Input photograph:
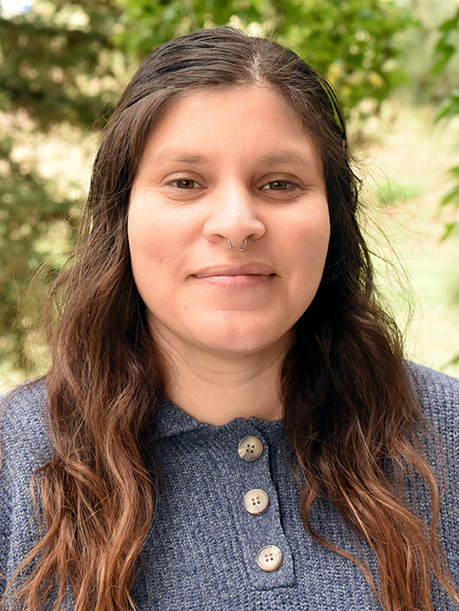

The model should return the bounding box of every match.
[202,181,266,248]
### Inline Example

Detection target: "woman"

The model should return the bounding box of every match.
[1,26,458,611]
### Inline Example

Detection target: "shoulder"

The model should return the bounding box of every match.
[0,379,54,471]
[406,362,459,499]
[405,366,459,593]
[405,361,459,435]
[0,381,54,593]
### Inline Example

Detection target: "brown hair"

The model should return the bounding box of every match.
[4,26,458,610]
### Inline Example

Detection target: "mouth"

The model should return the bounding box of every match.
[192,263,276,278]
[191,263,276,288]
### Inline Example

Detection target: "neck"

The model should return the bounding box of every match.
[159,339,289,425]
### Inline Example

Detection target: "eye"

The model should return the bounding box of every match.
[262,180,297,191]
[168,178,201,189]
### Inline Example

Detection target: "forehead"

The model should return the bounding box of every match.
[158,83,303,128]
[138,84,322,169]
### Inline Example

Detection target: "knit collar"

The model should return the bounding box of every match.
[153,398,283,440]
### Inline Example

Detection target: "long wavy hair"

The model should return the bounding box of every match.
[3,26,458,610]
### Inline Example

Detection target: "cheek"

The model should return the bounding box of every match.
[127,207,195,307]
[288,217,330,312]
[294,208,331,265]
[128,196,201,255]
[310,222,330,262]
[128,204,174,266]
[128,216,163,298]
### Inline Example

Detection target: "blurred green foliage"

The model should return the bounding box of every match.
[0,1,124,128]
[432,6,459,78]
[0,0,439,377]
[434,6,459,366]
[118,0,414,110]
[433,6,459,241]
[0,133,74,370]
[0,0,130,373]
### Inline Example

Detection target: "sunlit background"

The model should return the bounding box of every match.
[1,0,458,392]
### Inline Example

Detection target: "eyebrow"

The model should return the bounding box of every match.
[147,148,208,165]
[258,151,312,166]
[146,148,313,167]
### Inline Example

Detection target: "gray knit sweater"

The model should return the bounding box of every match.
[1,362,458,609]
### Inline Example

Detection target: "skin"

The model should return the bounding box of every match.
[128,84,330,424]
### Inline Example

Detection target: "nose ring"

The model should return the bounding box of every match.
[228,238,248,252]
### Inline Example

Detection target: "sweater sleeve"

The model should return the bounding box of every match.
[0,381,54,599]
[407,362,459,596]
[0,438,13,597]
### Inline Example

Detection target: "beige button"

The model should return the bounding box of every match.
[256,545,283,571]
[244,489,270,515]
[238,436,264,461]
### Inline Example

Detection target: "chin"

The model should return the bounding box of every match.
[195,326,294,358]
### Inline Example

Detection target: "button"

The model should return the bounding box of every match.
[256,545,283,572]
[238,436,264,461]
[244,489,270,515]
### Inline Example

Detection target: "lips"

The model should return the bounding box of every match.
[191,263,276,289]
[192,263,275,278]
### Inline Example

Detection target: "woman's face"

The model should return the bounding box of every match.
[128,84,330,359]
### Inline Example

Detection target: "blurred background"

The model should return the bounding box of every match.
[1,0,458,392]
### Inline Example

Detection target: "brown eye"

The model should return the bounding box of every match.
[262,180,295,191]
[171,179,197,189]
